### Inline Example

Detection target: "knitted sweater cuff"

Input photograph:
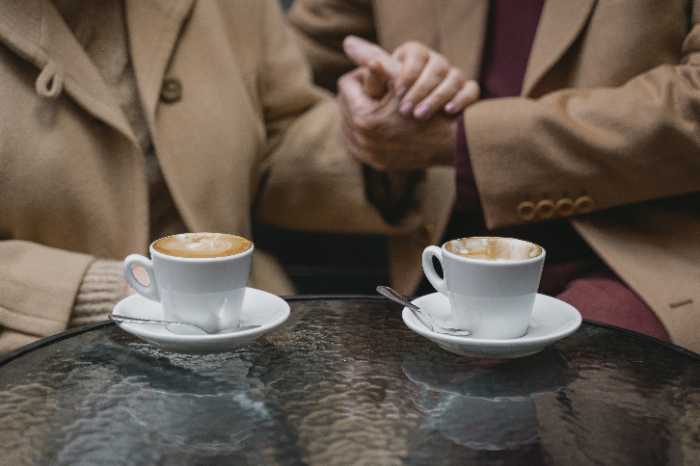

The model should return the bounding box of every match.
[69,259,126,327]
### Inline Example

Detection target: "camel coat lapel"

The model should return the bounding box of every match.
[523,0,597,96]
[125,0,194,128]
[0,0,136,142]
[436,0,489,81]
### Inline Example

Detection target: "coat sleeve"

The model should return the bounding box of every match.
[287,0,376,91]
[255,0,421,235]
[465,4,700,229]
[0,240,93,352]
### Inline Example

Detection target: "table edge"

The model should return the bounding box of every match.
[1,295,697,366]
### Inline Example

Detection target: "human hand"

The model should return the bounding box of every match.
[343,36,480,119]
[338,37,474,171]
[392,40,480,119]
[124,266,150,296]
[338,66,458,171]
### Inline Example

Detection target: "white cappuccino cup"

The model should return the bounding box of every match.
[123,233,253,334]
[422,236,545,339]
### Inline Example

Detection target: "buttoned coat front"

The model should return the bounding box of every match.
[0,0,419,351]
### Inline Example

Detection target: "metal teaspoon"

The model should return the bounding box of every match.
[110,313,261,335]
[376,286,472,337]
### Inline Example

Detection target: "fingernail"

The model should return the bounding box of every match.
[400,101,413,115]
[445,102,456,113]
[414,103,429,119]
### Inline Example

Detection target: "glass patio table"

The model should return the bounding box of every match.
[1,296,699,466]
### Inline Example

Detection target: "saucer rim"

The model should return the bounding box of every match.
[402,292,582,346]
[113,287,290,342]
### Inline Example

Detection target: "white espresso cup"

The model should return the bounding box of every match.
[422,236,545,339]
[123,233,253,334]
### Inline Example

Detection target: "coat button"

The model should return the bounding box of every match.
[517,201,536,221]
[574,195,595,214]
[160,78,182,103]
[535,199,555,219]
[555,198,575,217]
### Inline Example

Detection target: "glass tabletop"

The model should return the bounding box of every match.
[1,296,698,466]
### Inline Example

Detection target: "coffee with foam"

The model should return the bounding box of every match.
[445,236,542,261]
[153,233,252,258]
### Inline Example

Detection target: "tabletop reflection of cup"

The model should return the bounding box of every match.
[402,349,572,451]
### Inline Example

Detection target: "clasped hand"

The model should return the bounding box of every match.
[338,36,480,172]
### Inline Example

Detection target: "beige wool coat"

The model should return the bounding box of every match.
[0,0,421,352]
[290,0,700,352]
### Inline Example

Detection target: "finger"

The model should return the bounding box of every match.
[338,87,379,135]
[131,266,151,286]
[341,121,385,170]
[338,69,375,112]
[393,43,429,97]
[342,118,380,150]
[340,111,390,171]
[412,68,464,120]
[341,118,361,152]
[343,35,400,77]
[444,80,480,114]
[343,129,369,161]
[364,60,393,99]
[399,53,449,116]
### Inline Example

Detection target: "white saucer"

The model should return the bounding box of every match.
[403,293,582,358]
[113,287,290,353]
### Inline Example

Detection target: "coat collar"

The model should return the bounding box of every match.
[0,0,194,142]
[126,0,195,130]
[436,0,597,96]
[523,0,597,96]
[436,0,489,81]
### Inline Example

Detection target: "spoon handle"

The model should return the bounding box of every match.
[376,286,436,332]
[110,313,260,334]
[376,286,472,337]
[376,286,420,311]
[111,313,210,333]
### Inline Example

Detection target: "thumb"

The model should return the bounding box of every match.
[343,36,400,78]
[363,60,394,99]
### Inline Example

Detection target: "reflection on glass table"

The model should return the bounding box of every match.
[1,297,698,466]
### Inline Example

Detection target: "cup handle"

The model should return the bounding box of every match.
[123,254,160,302]
[422,245,448,295]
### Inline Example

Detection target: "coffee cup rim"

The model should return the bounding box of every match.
[440,237,545,265]
[148,235,254,262]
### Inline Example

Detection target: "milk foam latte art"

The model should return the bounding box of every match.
[153,233,252,258]
[123,233,254,334]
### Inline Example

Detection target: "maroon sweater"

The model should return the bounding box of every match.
[450,0,592,265]
[455,0,543,200]
[447,0,669,340]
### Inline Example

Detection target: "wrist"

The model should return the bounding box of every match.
[432,119,459,166]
